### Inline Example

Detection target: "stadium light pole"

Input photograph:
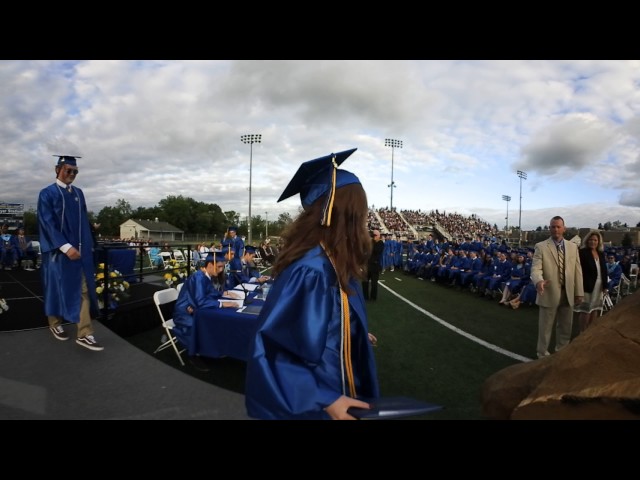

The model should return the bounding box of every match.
[241,134,261,246]
[502,195,511,231]
[265,211,268,239]
[385,138,402,210]
[517,170,527,246]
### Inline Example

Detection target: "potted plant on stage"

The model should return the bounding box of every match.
[163,258,195,288]
[95,263,131,310]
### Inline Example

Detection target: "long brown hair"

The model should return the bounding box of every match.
[273,183,370,294]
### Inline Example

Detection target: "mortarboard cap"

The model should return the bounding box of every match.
[277,148,359,226]
[54,155,81,167]
[204,251,226,263]
[227,225,238,232]
[244,245,257,254]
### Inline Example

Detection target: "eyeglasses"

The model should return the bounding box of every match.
[64,169,79,175]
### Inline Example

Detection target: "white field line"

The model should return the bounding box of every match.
[379,280,532,363]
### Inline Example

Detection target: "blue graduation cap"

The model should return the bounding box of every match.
[53,155,81,167]
[244,245,257,254]
[204,251,226,263]
[278,148,360,226]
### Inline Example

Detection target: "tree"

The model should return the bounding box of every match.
[96,206,125,236]
[536,226,542,232]
[603,221,612,231]
[95,199,133,237]
[115,199,133,218]
[598,223,603,229]
[23,209,37,235]
[611,220,623,230]
[132,205,162,222]
[622,233,632,248]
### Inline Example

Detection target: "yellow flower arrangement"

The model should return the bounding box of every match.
[95,263,131,310]
[163,259,195,288]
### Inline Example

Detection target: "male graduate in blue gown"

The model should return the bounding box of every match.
[172,252,241,355]
[38,155,104,351]
[221,225,244,258]
[245,148,379,420]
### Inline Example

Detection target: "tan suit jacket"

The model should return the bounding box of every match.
[530,237,584,308]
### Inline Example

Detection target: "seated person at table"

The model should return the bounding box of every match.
[238,246,270,285]
[172,252,240,352]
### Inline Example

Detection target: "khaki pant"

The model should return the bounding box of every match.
[48,272,93,338]
[536,289,572,358]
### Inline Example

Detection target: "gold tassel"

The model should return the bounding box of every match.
[322,242,356,397]
[341,288,356,397]
[321,156,338,227]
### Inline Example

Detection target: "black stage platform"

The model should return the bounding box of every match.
[0,267,165,336]
[0,268,250,419]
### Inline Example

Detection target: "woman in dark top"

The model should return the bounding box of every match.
[574,230,607,333]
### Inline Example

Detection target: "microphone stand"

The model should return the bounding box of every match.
[232,272,252,305]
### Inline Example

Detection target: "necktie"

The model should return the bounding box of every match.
[557,244,565,287]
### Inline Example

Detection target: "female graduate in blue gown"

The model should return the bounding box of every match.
[245,148,379,420]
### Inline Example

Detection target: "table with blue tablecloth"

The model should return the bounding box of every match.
[192,299,264,361]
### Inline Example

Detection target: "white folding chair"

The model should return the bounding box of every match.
[176,282,184,294]
[253,249,264,268]
[629,264,638,290]
[159,251,173,267]
[173,249,186,262]
[618,274,631,299]
[28,240,42,269]
[148,248,165,269]
[601,292,614,315]
[153,288,185,366]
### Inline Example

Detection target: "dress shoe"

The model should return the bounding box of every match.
[188,356,210,372]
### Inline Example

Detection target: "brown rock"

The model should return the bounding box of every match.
[482,290,640,419]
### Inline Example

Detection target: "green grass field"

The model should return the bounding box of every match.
[126,268,620,420]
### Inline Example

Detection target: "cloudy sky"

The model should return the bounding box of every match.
[2,60,639,231]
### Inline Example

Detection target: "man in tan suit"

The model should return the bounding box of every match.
[530,216,584,358]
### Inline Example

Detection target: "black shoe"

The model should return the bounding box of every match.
[188,356,210,372]
[50,325,69,341]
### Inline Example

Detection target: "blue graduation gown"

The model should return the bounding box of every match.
[221,235,244,258]
[245,245,379,420]
[173,270,223,355]
[37,183,98,322]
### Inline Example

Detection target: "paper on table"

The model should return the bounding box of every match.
[239,283,259,292]
[228,290,246,299]
[221,298,244,309]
